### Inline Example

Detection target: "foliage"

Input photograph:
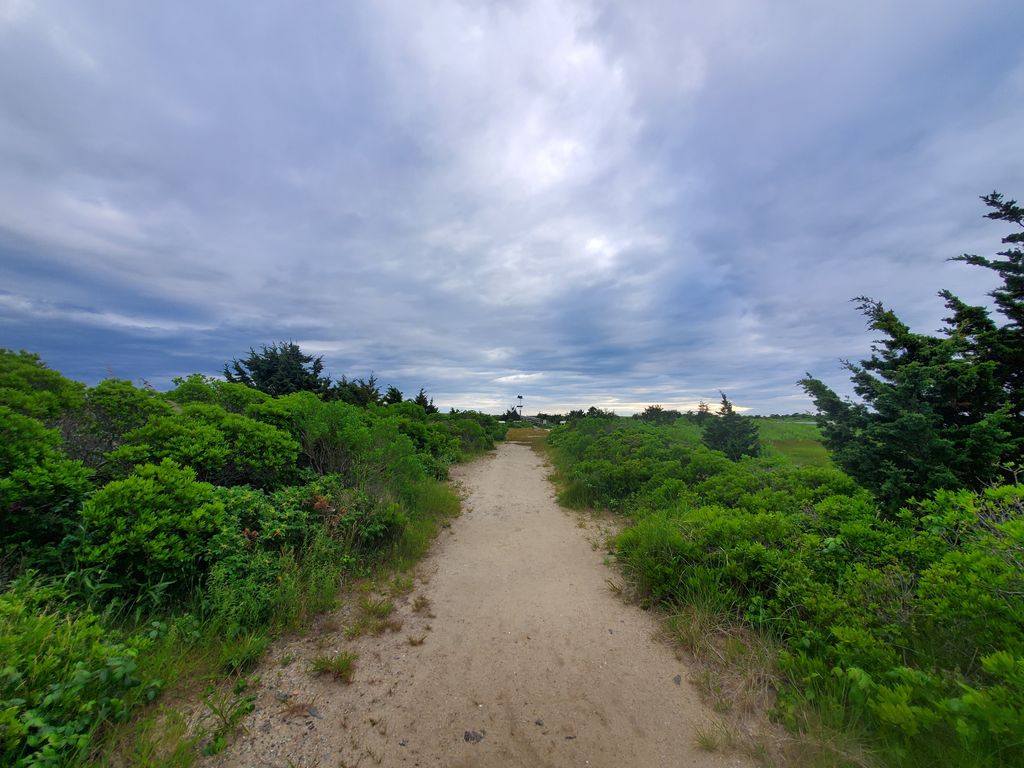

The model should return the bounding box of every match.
[0,350,485,767]
[252,392,369,478]
[801,193,1023,510]
[0,406,93,561]
[106,403,299,489]
[224,341,330,396]
[549,416,1024,765]
[329,374,382,407]
[0,574,160,767]
[701,393,761,461]
[59,379,172,468]
[0,349,84,422]
[412,387,438,414]
[78,460,226,598]
[633,404,683,425]
[165,373,270,413]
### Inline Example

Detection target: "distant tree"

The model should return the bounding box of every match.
[800,192,1023,510]
[634,404,682,425]
[412,388,438,414]
[501,407,521,421]
[694,400,711,425]
[330,374,382,407]
[224,342,329,397]
[701,393,760,461]
[383,385,404,405]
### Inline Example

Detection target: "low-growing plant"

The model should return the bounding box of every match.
[308,652,357,682]
[0,574,162,767]
[359,596,395,618]
[218,632,269,674]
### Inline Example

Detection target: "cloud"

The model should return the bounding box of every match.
[1,1,1022,413]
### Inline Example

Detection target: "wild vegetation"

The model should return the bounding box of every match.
[548,196,1024,767]
[0,347,505,767]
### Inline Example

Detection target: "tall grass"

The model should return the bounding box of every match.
[758,419,831,467]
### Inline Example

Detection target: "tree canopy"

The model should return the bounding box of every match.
[701,393,760,461]
[224,341,330,397]
[801,192,1023,510]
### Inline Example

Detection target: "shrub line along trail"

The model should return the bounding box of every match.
[210,440,749,767]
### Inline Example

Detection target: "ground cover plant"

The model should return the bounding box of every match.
[0,347,504,767]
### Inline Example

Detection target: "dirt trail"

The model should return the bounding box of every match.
[209,442,749,767]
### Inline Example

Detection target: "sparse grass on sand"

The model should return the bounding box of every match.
[308,651,357,682]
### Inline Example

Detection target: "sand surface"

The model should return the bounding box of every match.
[207,441,749,767]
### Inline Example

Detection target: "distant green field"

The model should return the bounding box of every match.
[756,419,831,467]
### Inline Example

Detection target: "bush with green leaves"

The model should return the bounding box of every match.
[0,574,160,767]
[0,349,84,422]
[105,403,299,489]
[1,406,93,561]
[165,373,271,413]
[251,392,370,477]
[550,416,1024,765]
[78,460,226,598]
[58,379,172,468]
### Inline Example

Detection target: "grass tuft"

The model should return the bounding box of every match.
[359,597,395,618]
[308,651,357,682]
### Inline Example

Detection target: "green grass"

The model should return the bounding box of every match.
[358,596,395,618]
[308,651,357,682]
[758,419,831,467]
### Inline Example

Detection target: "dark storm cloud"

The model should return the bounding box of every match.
[1,0,1022,413]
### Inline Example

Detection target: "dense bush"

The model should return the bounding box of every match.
[550,416,1024,765]
[0,349,84,422]
[165,373,270,413]
[105,404,299,489]
[0,406,93,560]
[78,460,226,597]
[0,349,489,766]
[59,379,172,468]
[0,575,159,767]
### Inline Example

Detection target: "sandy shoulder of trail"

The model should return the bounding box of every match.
[204,442,751,768]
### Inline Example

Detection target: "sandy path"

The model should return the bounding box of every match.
[209,442,748,768]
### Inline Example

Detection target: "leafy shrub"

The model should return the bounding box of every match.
[78,460,225,598]
[106,404,299,489]
[58,379,171,468]
[0,574,159,767]
[550,417,1024,764]
[165,373,270,413]
[252,392,369,477]
[0,349,84,422]
[0,406,93,561]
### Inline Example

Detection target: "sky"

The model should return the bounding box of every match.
[1,1,1023,415]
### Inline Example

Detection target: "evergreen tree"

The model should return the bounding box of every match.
[800,193,1022,510]
[383,385,403,405]
[330,374,382,407]
[412,388,438,414]
[224,341,329,396]
[701,393,760,460]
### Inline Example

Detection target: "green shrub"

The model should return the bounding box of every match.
[0,349,84,422]
[59,379,171,468]
[78,460,225,598]
[106,404,299,489]
[165,373,271,413]
[550,417,1024,764]
[0,406,93,561]
[0,574,160,767]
